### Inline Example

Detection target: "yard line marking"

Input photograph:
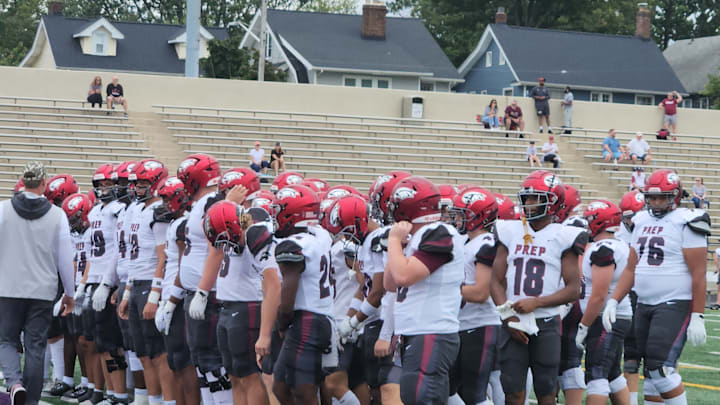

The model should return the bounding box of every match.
[709,351,720,356]
[640,376,720,391]
[679,362,720,371]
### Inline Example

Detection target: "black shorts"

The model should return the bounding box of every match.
[117,283,133,351]
[560,301,583,372]
[94,286,123,353]
[261,328,283,375]
[536,104,550,116]
[183,292,223,372]
[326,335,366,389]
[399,333,459,405]
[499,315,561,397]
[273,311,331,387]
[81,284,98,341]
[163,298,192,371]
[67,313,83,338]
[217,301,262,378]
[128,281,165,359]
[450,325,499,404]
[635,300,691,373]
[585,317,630,383]
[623,291,641,372]
[48,315,65,340]
[361,319,396,389]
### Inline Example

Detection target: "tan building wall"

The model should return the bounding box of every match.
[2,66,719,137]
[32,31,56,69]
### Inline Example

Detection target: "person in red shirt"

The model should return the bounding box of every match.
[504,100,525,137]
[659,91,682,135]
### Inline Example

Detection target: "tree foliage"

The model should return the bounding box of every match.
[702,70,720,109]
[0,0,44,66]
[200,27,288,81]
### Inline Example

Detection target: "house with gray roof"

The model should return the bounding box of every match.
[20,7,227,75]
[240,4,463,92]
[663,35,720,109]
[456,5,686,105]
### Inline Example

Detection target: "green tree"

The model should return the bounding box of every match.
[200,27,288,81]
[702,70,720,109]
[0,0,44,66]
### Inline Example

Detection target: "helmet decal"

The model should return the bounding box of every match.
[143,160,164,171]
[461,191,486,205]
[393,187,417,201]
[67,195,84,211]
[178,158,197,172]
[286,175,303,185]
[328,189,351,199]
[48,177,65,191]
[587,201,609,211]
[276,188,300,200]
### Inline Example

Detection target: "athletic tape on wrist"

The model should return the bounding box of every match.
[349,298,362,312]
[169,285,186,300]
[148,290,160,305]
[121,288,131,302]
[360,299,380,318]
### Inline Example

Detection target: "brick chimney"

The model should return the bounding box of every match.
[48,0,64,16]
[495,7,507,24]
[362,1,387,40]
[635,2,651,40]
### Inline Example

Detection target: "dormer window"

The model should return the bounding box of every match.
[73,18,124,57]
[93,31,107,55]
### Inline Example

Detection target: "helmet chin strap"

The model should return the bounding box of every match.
[521,213,534,245]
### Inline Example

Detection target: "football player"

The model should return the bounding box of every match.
[604,169,709,405]
[216,167,261,208]
[383,176,465,405]
[575,200,632,405]
[270,171,304,193]
[447,186,502,405]
[490,170,588,405]
[116,159,173,405]
[270,185,334,405]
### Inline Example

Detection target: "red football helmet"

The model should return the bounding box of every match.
[87,189,97,206]
[92,163,116,202]
[644,169,682,217]
[388,176,441,224]
[304,178,329,193]
[247,189,275,212]
[554,184,581,223]
[437,184,459,211]
[451,187,498,234]
[369,171,412,224]
[270,172,304,193]
[156,176,191,216]
[177,154,221,197]
[323,195,370,241]
[130,159,167,202]
[217,168,261,199]
[517,170,565,221]
[13,179,25,195]
[114,161,137,202]
[327,185,361,200]
[583,200,621,238]
[494,193,519,220]
[203,200,246,253]
[619,189,645,229]
[300,180,322,194]
[44,174,79,206]
[456,184,476,192]
[270,185,320,237]
[62,193,93,233]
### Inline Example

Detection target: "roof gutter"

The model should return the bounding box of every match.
[314,66,435,77]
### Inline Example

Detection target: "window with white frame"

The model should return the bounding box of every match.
[692,97,710,109]
[485,51,492,67]
[499,51,505,65]
[503,87,513,97]
[635,94,653,105]
[343,76,392,89]
[591,92,612,103]
[420,82,434,91]
[265,32,272,59]
[92,31,107,55]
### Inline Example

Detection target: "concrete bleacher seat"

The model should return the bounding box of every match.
[0,109,128,123]
[0,116,133,130]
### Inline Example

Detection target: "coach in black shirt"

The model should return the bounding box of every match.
[106,75,128,117]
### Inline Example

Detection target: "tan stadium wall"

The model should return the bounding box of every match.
[2,66,719,136]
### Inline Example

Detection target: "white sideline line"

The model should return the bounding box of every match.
[679,362,720,371]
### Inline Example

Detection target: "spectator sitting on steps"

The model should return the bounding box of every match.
[249,141,270,174]
[627,132,651,165]
[87,76,103,108]
[504,100,525,138]
[602,129,627,170]
[541,135,560,168]
[106,76,128,118]
[631,166,646,191]
[692,177,707,208]
[527,140,542,167]
[270,142,286,176]
[481,99,501,129]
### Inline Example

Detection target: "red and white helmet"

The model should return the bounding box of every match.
[87,189,97,206]
[204,200,246,253]
[322,195,370,241]
[177,154,221,197]
[247,189,275,212]
[304,178,329,193]
[369,171,412,224]
[271,171,304,193]
[644,169,682,217]
[130,159,167,202]
[388,176,441,224]
[270,185,320,237]
[114,161,137,202]
[45,174,79,207]
[92,163,116,202]
[327,185,361,200]
[554,184,581,223]
[62,192,92,233]
[218,167,261,198]
[619,190,645,229]
[583,199,621,238]
[495,193,520,220]
[156,176,191,216]
[13,179,25,195]
[300,180,322,194]
[451,187,498,234]
[517,170,565,221]
[437,184,459,211]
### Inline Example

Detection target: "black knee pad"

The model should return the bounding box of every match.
[624,359,639,374]
[196,368,209,389]
[106,358,119,373]
[110,350,128,371]
[208,368,232,392]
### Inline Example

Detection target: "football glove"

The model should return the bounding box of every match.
[602,299,618,332]
[188,289,208,320]
[92,284,111,312]
[575,323,589,350]
[687,313,706,346]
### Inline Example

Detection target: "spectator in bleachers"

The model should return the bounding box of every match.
[561,86,573,130]
[87,76,103,108]
[270,142,286,176]
[526,140,542,167]
[481,99,501,129]
[530,77,551,134]
[659,91,681,135]
[602,129,627,169]
[627,132,651,165]
[504,100,525,137]
[692,177,708,208]
[249,141,270,174]
[631,166,646,191]
[542,135,560,168]
[106,76,128,117]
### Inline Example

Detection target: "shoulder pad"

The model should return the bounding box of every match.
[275,239,305,263]
[175,219,188,241]
[372,229,390,253]
[418,225,453,255]
[686,210,711,236]
[153,205,173,223]
[474,242,497,267]
[247,224,273,256]
[203,194,222,214]
[589,245,615,267]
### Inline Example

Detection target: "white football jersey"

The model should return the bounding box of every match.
[331,240,360,322]
[394,222,465,336]
[116,202,139,284]
[495,220,588,318]
[631,208,708,305]
[459,232,501,331]
[275,225,334,316]
[217,222,278,302]
[614,223,632,245]
[127,200,168,281]
[180,192,218,291]
[86,201,124,283]
[72,230,90,286]
[162,215,188,301]
[580,238,632,317]
[356,225,391,324]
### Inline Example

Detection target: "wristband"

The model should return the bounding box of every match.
[349,298,362,312]
[169,285,187,300]
[148,290,160,305]
[360,299,380,318]
[152,277,163,289]
[121,288,131,302]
